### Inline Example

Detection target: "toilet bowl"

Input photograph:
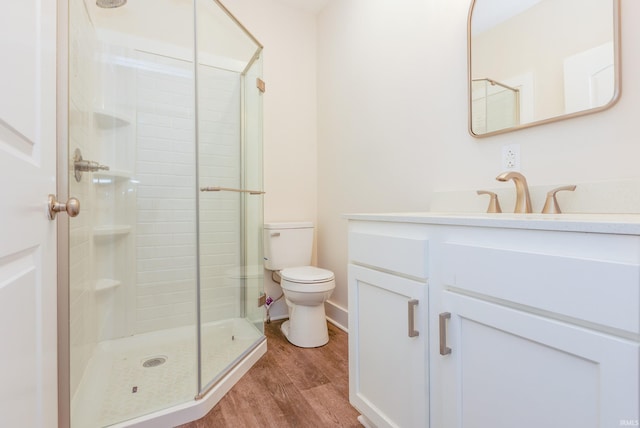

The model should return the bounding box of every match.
[263,222,336,348]
[279,266,335,348]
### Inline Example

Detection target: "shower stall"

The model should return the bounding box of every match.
[61,0,266,426]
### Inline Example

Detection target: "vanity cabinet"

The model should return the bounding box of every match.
[439,236,640,428]
[346,214,640,428]
[440,291,638,428]
[348,231,429,428]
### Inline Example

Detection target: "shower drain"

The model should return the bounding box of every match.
[142,356,167,368]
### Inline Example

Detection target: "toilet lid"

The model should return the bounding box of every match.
[280,266,334,283]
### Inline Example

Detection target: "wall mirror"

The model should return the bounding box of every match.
[468,0,621,137]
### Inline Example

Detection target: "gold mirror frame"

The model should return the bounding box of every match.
[467,0,622,138]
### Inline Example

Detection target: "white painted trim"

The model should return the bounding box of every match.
[357,414,376,428]
[327,316,348,334]
[325,300,348,332]
[266,301,348,332]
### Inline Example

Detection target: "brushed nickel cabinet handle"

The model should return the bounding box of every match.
[439,312,452,355]
[408,299,419,338]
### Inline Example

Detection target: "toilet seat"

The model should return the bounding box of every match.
[280,266,335,284]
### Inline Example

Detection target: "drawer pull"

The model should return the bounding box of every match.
[439,312,452,355]
[408,299,419,338]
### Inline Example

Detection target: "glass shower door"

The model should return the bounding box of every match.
[66,0,265,425]
[195,0,265,395]
[68,0,199,425]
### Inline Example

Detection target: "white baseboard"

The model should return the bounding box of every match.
[264,300,348,332]
[357,414,375,428]
[325,300,348,332]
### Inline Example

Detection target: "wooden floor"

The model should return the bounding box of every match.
[178,320,362,428]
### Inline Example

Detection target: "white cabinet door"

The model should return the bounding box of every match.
[349,264,429,428]
[0,1,58,427]
[440,291,639,428]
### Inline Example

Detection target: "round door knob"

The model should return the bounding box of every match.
[48,194,81,220]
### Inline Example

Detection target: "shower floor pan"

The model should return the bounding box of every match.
[71,318,263,427]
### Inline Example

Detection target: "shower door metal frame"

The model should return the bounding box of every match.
[193,0,265,400]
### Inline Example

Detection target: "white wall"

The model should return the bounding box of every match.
[222,0,319,318]
[316,0,438,323]
[316,0,640,323]
[222,0,318,225]
[224,0,640,327]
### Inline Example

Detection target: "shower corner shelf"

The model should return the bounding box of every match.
[93,109,132,128]
[93,170,134,182]
[93,225,132,237]
[95,278,122,292]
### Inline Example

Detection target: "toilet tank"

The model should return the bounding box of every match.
[263,222,314,270]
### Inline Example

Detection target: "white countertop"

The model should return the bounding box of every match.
[344,212,640,235]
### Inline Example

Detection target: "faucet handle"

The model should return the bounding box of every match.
[541,185,576,214]
[477,190,502,213]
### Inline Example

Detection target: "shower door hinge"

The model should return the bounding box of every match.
[256,78,266,93]
[258,293,266,307]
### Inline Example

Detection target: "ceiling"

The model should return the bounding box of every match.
[472,0,543,35]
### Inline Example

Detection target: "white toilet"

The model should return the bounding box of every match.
[263,222,335,348]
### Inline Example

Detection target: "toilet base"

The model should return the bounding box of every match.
[280,303,329,348]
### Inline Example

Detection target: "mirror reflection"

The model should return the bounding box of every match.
[468,0,620,137]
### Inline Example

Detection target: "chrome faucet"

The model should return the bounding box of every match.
[496,171,532,213]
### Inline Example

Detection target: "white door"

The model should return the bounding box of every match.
[0,2,59,427]
[564,41,616,114]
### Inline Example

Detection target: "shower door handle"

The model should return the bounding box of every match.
[200,186,265,195]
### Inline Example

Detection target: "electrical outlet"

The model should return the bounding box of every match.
[502,144,521,170]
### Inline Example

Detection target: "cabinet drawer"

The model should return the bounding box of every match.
[349,232,428,279]
[442,242,640,334]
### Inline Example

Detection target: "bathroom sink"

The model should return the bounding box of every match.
[399,211,640,219]
[344,212,640,235]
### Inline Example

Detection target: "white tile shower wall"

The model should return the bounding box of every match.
[135,52,197,334]
[197,65,243,324]
[134,52,242,334]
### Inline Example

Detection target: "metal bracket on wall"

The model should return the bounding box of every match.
[256,78,266,93]
[72,148,110,182]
